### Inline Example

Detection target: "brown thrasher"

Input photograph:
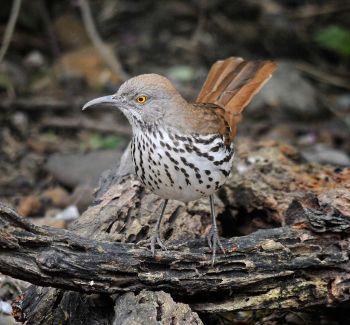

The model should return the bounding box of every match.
[83,57,277,263]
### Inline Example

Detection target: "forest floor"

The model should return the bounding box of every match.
[0,0,349,324]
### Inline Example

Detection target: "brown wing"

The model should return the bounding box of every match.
[189,103,231,142]
[196,57,277,143]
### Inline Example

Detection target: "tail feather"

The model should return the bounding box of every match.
[197,57,245,102]
[196,57,277,141]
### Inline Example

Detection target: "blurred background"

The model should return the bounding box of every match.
[0,0,349,322]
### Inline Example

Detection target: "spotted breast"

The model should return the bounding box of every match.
[131,126,234,202]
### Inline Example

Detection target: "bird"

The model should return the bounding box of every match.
[83,57,277,264]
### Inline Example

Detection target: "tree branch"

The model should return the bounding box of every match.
[1,202,349,313]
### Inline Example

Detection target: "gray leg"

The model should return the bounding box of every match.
[207,195,225,264]
[150,199,168,256]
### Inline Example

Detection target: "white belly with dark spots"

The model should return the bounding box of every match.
[131,128,234,202]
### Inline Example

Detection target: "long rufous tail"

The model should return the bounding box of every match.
[196,57,277,141]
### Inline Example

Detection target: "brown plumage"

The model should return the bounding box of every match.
[195,57,277,143]
[82,57,277,264]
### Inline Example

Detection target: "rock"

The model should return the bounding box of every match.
[17,196,42,217]
[250,61,324,119]
[113,290,203,325]
[45,149,122,188]
[23,51,46,69]
[301,144,350,166]
[0,300,12,314]
[54,205,79,221]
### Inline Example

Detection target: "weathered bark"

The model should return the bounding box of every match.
[112,290,203,325]
[2,201,349,298]
[1,140,349,324]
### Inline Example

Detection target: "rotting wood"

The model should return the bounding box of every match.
[1,140,349,324]
[1,196,350,313]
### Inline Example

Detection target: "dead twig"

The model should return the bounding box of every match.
[289,3,350,19]
[78,0,129,81]
[297,63,350,91]
[0,0,22,63]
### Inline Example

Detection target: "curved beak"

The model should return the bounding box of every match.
[82,95,121,111]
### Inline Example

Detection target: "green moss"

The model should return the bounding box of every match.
[84,133,122,150]
[314,25,350,57]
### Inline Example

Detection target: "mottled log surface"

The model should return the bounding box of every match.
[1,140,349,324]
[2,201,350,297]
[112,290,203,325]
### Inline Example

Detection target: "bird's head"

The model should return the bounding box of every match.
[83,74,186,129]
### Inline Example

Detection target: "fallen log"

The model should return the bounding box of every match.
[2,201,349,300]
[0,140,349,324]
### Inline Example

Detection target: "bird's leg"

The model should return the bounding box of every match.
[207,195,225,264]
[150,199,168,256]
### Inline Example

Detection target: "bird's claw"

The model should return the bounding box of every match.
[150,234,167,256]
[207,227,225,265]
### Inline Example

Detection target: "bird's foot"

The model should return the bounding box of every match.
[149,234,167,256]
[207,227,225,265]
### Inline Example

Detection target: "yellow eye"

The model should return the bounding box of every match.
[136,95,147,104]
